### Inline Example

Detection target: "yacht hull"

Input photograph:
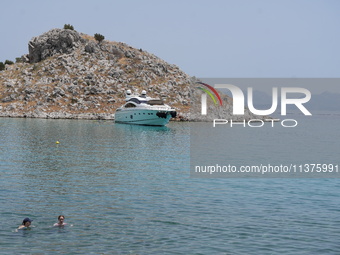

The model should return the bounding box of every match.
[115,109,173,126]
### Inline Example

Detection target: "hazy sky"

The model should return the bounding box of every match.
[1,0,339,92]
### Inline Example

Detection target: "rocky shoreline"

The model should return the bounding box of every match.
[0,110,113,120]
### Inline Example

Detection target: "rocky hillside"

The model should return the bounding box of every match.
[0,28,264,121]
[0,28,193,119]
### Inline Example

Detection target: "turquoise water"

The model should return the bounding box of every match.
[1,116,339,254]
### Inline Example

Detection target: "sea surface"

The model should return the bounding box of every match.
[0,114,339,254]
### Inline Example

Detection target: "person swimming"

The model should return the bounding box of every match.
[18,218,33,230]
[53,215,67,227]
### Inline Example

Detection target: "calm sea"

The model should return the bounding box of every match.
[0,114,339,254]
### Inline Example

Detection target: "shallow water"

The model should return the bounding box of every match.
[0,117,339,254]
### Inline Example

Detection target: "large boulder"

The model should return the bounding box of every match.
[28,28,84,63]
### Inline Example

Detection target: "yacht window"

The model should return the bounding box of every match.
[125,103,136,108]
[128,98,141,104]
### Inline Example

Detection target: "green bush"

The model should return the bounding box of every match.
[64,24,74,30]
[5,60,14,65]
[94,33,105,43]
[16,57,23,63]
[0,62,5,71]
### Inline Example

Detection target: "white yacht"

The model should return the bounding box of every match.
[114,90,177,126]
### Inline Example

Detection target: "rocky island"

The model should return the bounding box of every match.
[0,27,264,121]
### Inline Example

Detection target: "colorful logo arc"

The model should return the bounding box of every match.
[196,82,223,106]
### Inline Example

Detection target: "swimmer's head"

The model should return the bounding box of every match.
[22,218,32,227]
[58,215,65,222]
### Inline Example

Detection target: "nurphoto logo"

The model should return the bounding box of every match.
[196,82,312,127]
